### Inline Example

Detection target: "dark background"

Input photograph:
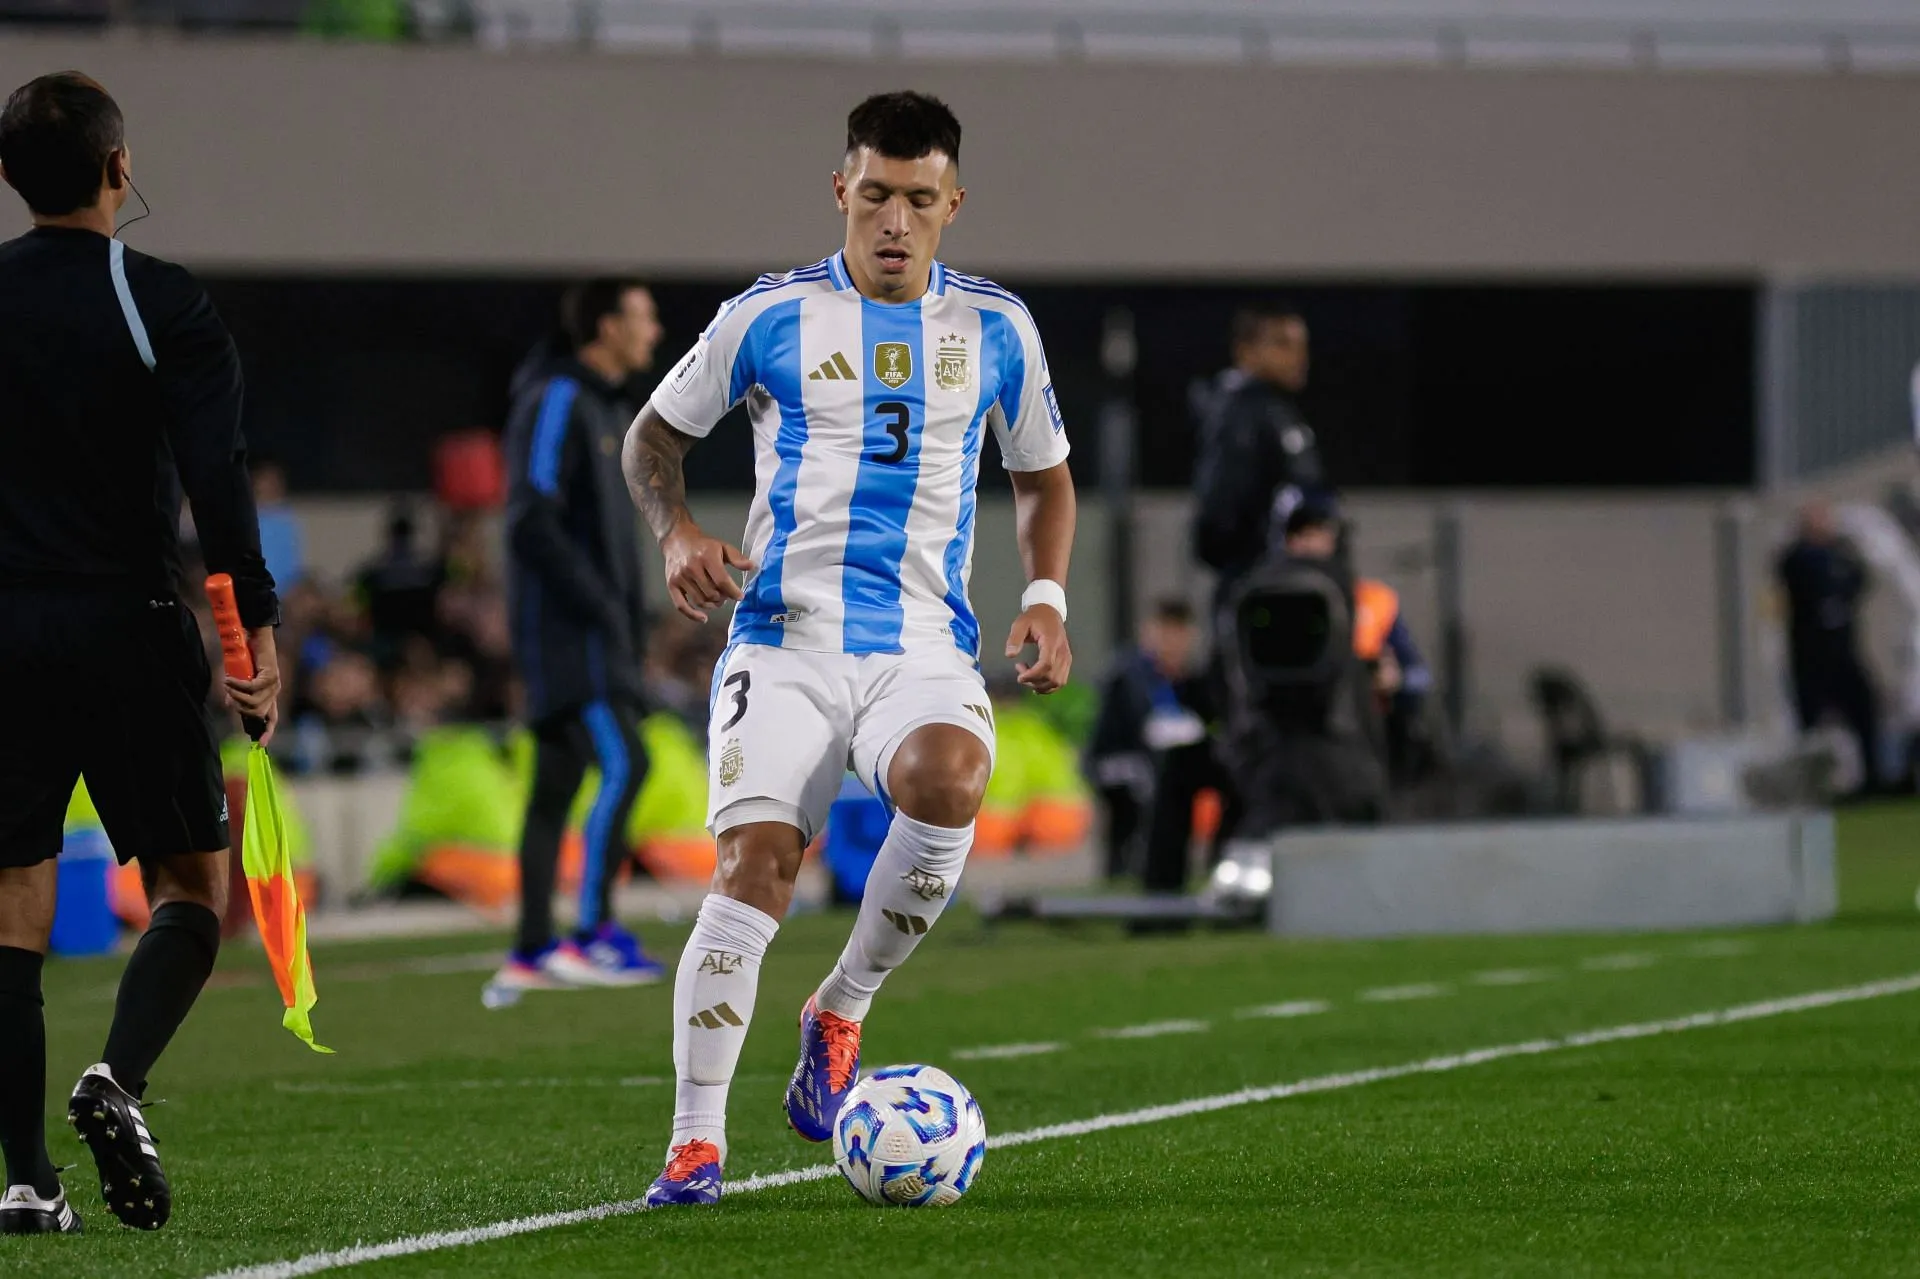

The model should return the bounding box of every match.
[203,275,1756,494]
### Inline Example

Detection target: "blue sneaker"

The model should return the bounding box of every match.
[784,996,862,1143]
[553,924,666,988]
[645,1141,723,1207]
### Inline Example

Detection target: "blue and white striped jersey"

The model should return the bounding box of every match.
[650,252,1070,658]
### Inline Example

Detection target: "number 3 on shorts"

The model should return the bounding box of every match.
[720,669,751,731]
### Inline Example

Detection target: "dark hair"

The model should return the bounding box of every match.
[1284,489,1342,538]
[561,278,649,351]
[1285,509,1334,538]
[0,72,123,216]
[845,91,961,166]
[1151,598,1195,626]
[1231,302,1304,350]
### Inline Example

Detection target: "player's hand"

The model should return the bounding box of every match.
[224,625,282,746]
[1005,605,1071,695]
[662,520,755,623]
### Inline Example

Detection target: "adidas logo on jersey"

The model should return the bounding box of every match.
[688,1002,745,1029]
[807,352,857,382]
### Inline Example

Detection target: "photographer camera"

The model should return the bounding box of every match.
[1213,495,1398,864]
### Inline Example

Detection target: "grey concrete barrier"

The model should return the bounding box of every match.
[1267,813,1834,938]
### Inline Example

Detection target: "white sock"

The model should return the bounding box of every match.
[668,892,779,1164]
[814,814,973,1022]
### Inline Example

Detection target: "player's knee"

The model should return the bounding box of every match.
[0,862,59,953]
[712,820,806,917]
[143,850,229,918]
[888,726,992,828]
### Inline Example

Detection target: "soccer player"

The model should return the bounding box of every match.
[0,72,280,1233]
[483,280,668,1007]
[623,91,1076,1205]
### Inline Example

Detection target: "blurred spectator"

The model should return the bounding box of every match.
[1085,600,1210,880]
[438,584,515,722]
[1911,358,1919,452]
[643,609,726,732]
[1191,302,1326,603]
[255,493,515,771]
[252,458,305,593]
[289,636,396,774]
[353,502,447,666]
[1777,501,1882,796]
[439,508,495,588]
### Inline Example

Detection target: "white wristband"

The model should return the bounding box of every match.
[1021,579,1068,622]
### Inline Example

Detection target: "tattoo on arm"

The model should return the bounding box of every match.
[624,409,696,542]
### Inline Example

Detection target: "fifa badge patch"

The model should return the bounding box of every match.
[718,738,745,788]
[1043,383,1064,432]
[874,341,913,390]
[934,334,972,392]
[669,346,702,394]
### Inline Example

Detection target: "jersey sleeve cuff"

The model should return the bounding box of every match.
[1000,440,1072,473]
[648,392,717,440]
[236,587,282,631]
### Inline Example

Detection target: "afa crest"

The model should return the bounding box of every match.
[874,341,913,389]
[934,334,972,392]
[718,738,744,788]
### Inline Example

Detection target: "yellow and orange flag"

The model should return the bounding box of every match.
[207,574,332,1054]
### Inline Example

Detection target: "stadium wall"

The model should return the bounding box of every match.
[1,35,1918,274]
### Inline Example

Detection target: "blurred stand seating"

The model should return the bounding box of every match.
[0,0,107,24]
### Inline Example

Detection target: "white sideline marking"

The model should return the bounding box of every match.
[1684,939,1757,958]
[1472,969,1556,986]
[953,1042,1064,1061]
[1237,1000,1332,1019]
[1581,951,1659,971]
[273,1077,665,1096]
[201,972,1920,1279]
[1094,1018,1210,1039]
[87,952,508,1001]
[1360,983,1450,1002]
[387,952,509,977]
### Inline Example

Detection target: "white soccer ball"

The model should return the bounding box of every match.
[831,1064,987,1207]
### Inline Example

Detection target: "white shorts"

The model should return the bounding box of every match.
[705,643,998,842]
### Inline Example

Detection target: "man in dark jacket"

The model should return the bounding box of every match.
[1192,303,1325,597]
[1777,501,1882,796]
[484,280,666,1007]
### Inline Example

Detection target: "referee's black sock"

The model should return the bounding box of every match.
[102,901,221,1099]
[0,945,61,1197]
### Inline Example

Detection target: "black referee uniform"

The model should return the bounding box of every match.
[0,226,277,870]
[0,220,275,1232]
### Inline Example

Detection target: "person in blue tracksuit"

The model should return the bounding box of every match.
[484,280,666,1006]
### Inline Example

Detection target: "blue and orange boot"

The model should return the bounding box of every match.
[783,996,862,1142]
[644,1140,723,1207]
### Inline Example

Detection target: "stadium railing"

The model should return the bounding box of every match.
[6,0,1920,73]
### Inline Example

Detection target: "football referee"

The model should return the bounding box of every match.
[0,72,279,1235]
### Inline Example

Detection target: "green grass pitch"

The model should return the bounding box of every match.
[8,803,1920,1278]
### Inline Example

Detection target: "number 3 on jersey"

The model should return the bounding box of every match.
[872,401,911,465]
[720,670,751,731]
